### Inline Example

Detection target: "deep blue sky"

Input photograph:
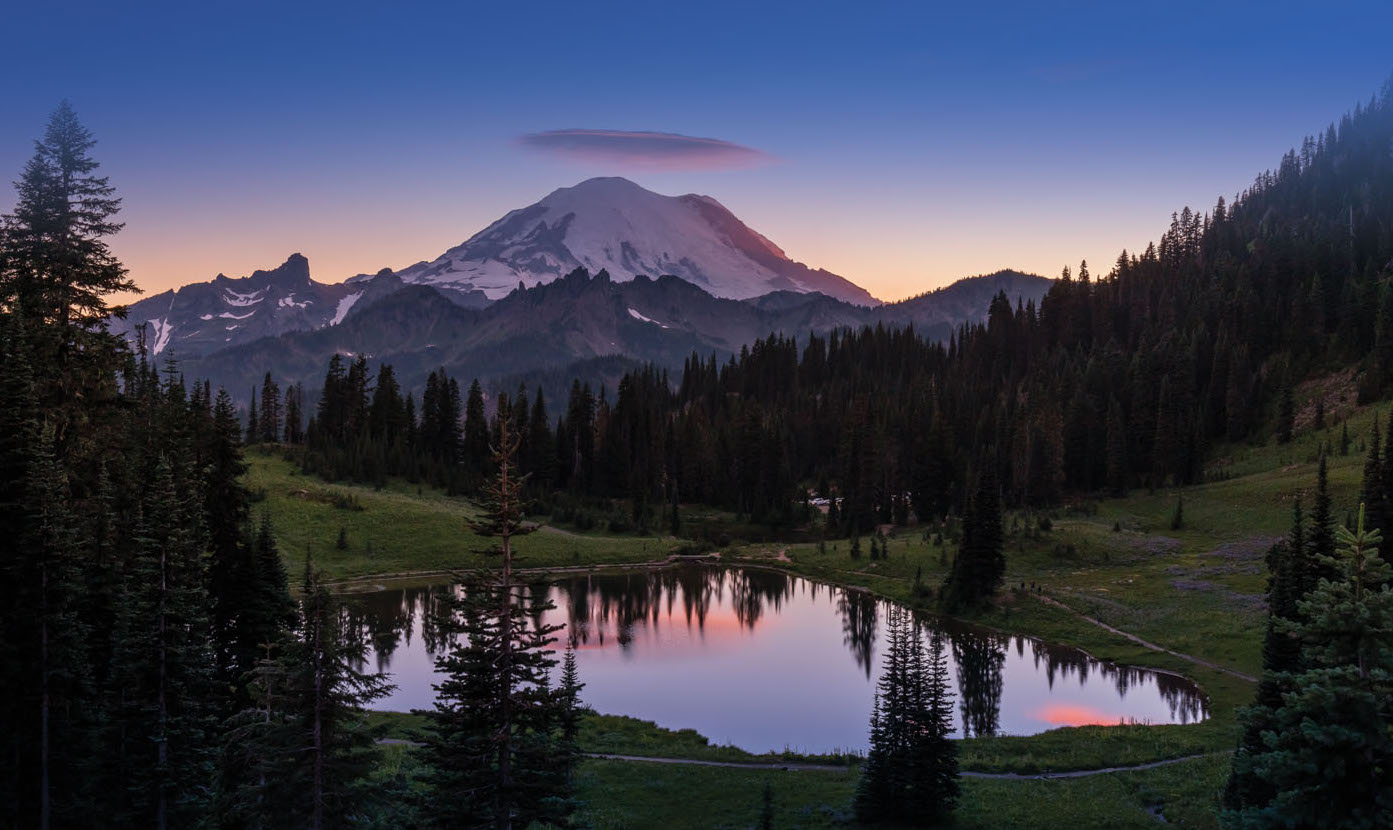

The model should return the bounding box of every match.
[2,1,1390,300]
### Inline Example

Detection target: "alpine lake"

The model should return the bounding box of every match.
[339,566,1207,755]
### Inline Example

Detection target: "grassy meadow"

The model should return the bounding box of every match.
[248,390,1383,828]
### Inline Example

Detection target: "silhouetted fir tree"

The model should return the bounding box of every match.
[0,308,37,817]
[258,372,281,443]
[224,555,390,830]
[345,355,370,439]
[283,382,304,444]
[316,354,347,442]
[1105,397,1130,496]
[421,418,577,830]
[1376,281,1393,395]
[1361,416,1386,544]
[556,645,585,786]
[526,389,556,490]
[854,606,958,825]
[106,456,218,829]
[219,641,300,830]
[1310,455,1337,578]
[1276,386,1295,444]
[1224,507,1393,829]
[463,378,490,483]
[1225,494,1317,814]
[906,630,959,822]
[11,428,96,828]
[228,513,296,692]
[0,101,135,456]
[942,466,1004,612]
[246,393,259,445]
[368,364,405,444]
[205,388,255,688]
[213,512,296,828]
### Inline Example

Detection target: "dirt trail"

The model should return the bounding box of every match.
[1034,594,1257,683]
[581,751,1221,779]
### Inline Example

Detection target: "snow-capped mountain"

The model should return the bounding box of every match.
[378,177,880,306]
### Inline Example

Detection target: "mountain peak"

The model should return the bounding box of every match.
[394,179,878,305]
[561,175,645,193]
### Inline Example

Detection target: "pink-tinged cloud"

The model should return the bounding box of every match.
[517,129,772,170]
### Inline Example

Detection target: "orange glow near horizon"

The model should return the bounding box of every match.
[1033,704,1125,728]
[103,180,1151,306]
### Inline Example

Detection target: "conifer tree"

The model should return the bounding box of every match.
[0,309,38,818]
[422,417,579,829]
[283,382,304,445]
[1104,397,1129,496]
[223,555,390,829]
[941,465,1004,612]
[258,372,281,444]
[908,630,960,822]
[246,393,259,445]
[463,378,490,483]
[1224,496,1317,812]
[107,456,218,829]
[556,645,585,785]
[1275,386,1295,444]
[0,101,134,454]
[1224,506,1393,828]
[1310,454,1336,573]
[854,606,959,825]
[12,428,95,829]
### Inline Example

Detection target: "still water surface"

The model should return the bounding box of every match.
[343,567,1206,754]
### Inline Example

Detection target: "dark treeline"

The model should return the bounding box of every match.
[0,103,586,830]
[288,83,1393,545]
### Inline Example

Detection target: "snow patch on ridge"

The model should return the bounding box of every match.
[219,310,255,320]
[223,288,265,307]
[627,308,667,328]
[330,291,363,326]
[278,293,310,309]
[149,318,173,355]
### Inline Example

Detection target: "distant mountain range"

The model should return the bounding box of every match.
[176,267,1049,401]
[111,177,1051,399]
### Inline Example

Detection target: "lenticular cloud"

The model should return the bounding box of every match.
[517,129,770,170]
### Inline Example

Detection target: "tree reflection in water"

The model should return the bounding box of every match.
[837,590,878,678]
[952,631,1005,738]
[339,566,1208,741]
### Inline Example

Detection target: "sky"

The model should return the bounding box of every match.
[2,1,1391,302]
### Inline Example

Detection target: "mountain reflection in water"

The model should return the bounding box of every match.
[341,566,1207,754]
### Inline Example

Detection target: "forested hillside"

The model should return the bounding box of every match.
[290,83,1393,535]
